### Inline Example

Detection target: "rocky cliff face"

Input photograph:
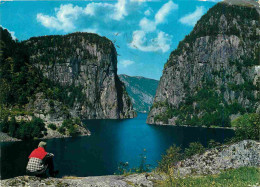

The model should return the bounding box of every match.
[147,1,260,126]
[119,74,159,113]
[24,33,136,119]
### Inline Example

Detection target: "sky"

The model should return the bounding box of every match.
[0,0,221,80]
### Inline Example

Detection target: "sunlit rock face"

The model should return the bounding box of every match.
[25,33,136,119]
[147,2,260,126]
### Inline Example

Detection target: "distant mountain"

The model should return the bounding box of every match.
[119,74,159,113]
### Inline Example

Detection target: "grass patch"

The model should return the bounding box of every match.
[157,167,260,187]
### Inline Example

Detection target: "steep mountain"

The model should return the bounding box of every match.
[119,74,159,113]
[24,33,136,120]
[147,1,260,127]
[0,28,136,139]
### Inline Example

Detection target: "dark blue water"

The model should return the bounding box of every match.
[0,113,234,179]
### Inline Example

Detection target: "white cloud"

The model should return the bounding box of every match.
[113,0,128,20]
[179,6,206,26]
[139,1,177,31]
[37,0,140,32]
[157,31,172,52]
[139,18,156,32]
[155,1,178,24]
[84,2,113,17]
[37,4,84,32]
[129,30,171,52]
[129,0,176,53]
[119,60,135,67]
[144,9,152,16]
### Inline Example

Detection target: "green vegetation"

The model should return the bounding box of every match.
[153,89,243,127]
[184,142,205,158]
[27,32,114,57]
[58,118,82,136]
[48,123,57,130]
[157,167,260,187]
[0,117,46,140]
[115,149,150,175]
[157,145,183,173]
[0,27,88,110]
[157,113,259,173]
[158,142,206,173]
[0,27,92,137]
[153,71,258,127]
[231,113,260,141]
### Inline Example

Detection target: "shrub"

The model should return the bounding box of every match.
[8,117,18,137]
[184,142,205,158]
[207,139,221,149]
[0,117,9,133]
[134,149,150,173]
[57,118,82,136]
[58,126,66,135]
[115,162,129,175]
[67,124,79,136]
[158,145,183,173]
[115,149,150,175]
[0,117,47,140]
[231,113,260,141]
[62,119,73,128]
[48,123,57,130]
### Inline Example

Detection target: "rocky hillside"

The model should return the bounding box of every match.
[147,1,260,127]
[119,74,159,113]
[0,28,135,140]
[175,140,260,177]
[24,33,136,120]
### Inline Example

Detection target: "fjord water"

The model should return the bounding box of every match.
[0,113,234,179]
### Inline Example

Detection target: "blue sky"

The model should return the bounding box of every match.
[0,0,221,80]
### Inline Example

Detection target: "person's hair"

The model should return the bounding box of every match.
[38,141,47,148]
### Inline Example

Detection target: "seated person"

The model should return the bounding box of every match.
[26,141,59,177]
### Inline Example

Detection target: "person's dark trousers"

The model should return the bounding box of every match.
[45,156,55,176]
[26,169,47,178]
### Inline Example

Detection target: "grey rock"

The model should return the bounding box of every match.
[0,132,21,142]
[1,173,164,187]
[175,140,260,177]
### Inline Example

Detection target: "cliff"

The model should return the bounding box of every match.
[0,28,135,140]
[24,33,136,120]
[147,1,260,127]
[119,75,159,113]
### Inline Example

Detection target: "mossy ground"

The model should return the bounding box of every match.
[155,167,260,187]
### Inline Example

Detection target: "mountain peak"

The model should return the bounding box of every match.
[223,0,259,8]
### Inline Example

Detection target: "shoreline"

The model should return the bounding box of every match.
[148,123,235,130]
[1,122,234,143]
[1,140,259,186]
[0,132,91,143]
